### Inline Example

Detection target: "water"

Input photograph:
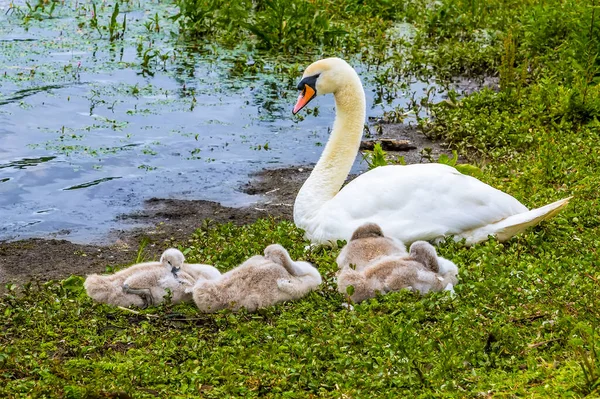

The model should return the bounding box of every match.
[0,1,445,243]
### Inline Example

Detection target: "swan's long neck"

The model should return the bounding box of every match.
[294,72,366,222]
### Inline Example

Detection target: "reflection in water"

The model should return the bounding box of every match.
[0,38,36,42]
[0,84,79,106]
[35,208,56,214]
[63,177,122,191]
[0,156,56,170]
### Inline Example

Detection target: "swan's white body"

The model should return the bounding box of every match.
[293,58,570,245]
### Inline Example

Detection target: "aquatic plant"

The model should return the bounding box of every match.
[171,0,248,41]
[139,48,158,77]
[170,0,395,53]
[107,2,126,42]
[243,0,347,53]
[9,0,61,21]
[87,2,126,40]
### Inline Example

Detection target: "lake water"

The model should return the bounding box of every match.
[0,0,446,243]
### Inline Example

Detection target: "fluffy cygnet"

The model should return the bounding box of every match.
[336,222,407,271]
[192,244,322,313]
[337,241,458,303]
[84,248,220,307]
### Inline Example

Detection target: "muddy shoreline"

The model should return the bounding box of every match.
[0,124,453,286]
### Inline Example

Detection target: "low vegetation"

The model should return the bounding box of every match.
[2,217,599,397]
[2,0,600,397]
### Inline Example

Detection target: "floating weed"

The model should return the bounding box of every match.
[251,142,270,151]
[138,164,157,171]
[141,146,158,156]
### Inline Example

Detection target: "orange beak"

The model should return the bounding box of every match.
[292,85,316,115]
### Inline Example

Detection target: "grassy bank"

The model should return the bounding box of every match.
[2,218,599,397]
[2,0,600,397]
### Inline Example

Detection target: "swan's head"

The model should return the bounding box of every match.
[160,248,185,274]
[293,57,357,115]
[350,222,384,241]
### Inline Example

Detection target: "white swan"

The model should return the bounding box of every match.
[192,244,322,313]
[292,57,571,245]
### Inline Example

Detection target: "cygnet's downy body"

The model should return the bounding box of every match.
[336,222,407,271]
[120,249,197,307]
[192,244,322,313]
[84,248,220,307]
[337,240,458,303]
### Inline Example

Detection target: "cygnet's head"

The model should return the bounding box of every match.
[160,248,185,273]
[408,241,439,272]
[263,244,288,265]
[350,222,385,241]
[293,57,358,115]
[409,241,437,259]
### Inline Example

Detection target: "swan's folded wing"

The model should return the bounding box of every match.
[315,163,529,243]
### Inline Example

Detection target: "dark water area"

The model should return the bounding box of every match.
[0,1,447,244]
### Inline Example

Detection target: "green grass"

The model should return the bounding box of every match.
[2,0,600,396]
[1,219,599,397]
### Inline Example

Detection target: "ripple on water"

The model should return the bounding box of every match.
[63,176,122,191]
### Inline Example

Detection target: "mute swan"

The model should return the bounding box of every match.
[337,240,458,303]
[84,248,220,307]
[192,244,322,313]
[292,57,571,245]
[336,222,407,271]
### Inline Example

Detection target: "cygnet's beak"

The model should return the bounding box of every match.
[292,74,319,115]
[167,260,179,275]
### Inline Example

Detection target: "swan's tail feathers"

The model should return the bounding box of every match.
[461,196,572,245]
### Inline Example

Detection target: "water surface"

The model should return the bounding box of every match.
[0,0,446,243]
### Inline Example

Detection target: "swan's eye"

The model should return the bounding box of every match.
[296,73,320,91]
